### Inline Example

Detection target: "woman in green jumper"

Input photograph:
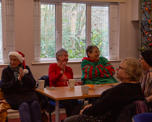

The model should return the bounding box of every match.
[81,45,117,84]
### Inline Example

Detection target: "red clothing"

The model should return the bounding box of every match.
[48,63,73,87]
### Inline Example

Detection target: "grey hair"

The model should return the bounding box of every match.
[122,57,143,82]
[56,48,68,61]
[86,45,99,57]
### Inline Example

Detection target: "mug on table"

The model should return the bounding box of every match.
[38,80,45,90]
[68,79,76,88]
[81,85,89,95]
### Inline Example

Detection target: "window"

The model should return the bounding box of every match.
[41,4,55,58]
[34,0,120,61]
[62,3,86,59]
[0,0,14,64]
[91,6,109,57]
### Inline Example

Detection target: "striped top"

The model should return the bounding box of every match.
[81,57,117,84]
[141,71,152,97]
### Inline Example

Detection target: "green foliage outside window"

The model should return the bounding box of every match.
[41,5,55,58]
[40,3,109,59]
[62,3,86,59]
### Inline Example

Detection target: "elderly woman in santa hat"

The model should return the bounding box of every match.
[1,51,42,122]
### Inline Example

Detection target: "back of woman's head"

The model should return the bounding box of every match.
[123,57,143,82]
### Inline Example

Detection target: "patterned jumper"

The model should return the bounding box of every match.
[81,57,117,84]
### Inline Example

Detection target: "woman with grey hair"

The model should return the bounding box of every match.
[48,48,81,118]
[49,48,73,87]
[81,45,117,84]
[64,57,145,122]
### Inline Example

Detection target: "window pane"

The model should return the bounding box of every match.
[91,6,109,58]
[62,3,86,59]
[41,4,55,58]
[0,2,2,62]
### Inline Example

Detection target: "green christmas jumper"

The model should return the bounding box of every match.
[81,57,117,84]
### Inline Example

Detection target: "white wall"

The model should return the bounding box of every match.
[0,0,140,80]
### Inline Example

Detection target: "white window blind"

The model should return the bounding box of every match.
[2,0,15,64]
[109,3,120,60]
[34,0,41,61]
[0,0,2,62]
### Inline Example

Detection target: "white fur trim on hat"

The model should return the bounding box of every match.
[23,69,29,74]
[9,52,24,63]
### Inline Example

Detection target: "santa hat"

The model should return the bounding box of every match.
[9,51,29,74]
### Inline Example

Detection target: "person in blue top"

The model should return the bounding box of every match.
[81,45,117,84]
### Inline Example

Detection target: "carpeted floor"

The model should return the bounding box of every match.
[8,113,66,122]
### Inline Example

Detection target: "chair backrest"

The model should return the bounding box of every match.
[39,75,49,87]
[116,100,148,122]
[133,112,152,122]
[0,80,2,88]
[134,100,148,114]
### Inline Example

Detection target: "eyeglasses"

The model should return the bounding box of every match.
[118,66,126,70]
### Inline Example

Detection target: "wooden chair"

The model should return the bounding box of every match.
[0,89,11,122]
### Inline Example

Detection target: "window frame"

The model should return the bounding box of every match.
[34,0,120,63]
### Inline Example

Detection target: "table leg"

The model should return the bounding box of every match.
[55,100,60,122]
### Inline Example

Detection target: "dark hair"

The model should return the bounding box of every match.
[86,45,99,57]
[141,49,152,67]
[56,48,68,61]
